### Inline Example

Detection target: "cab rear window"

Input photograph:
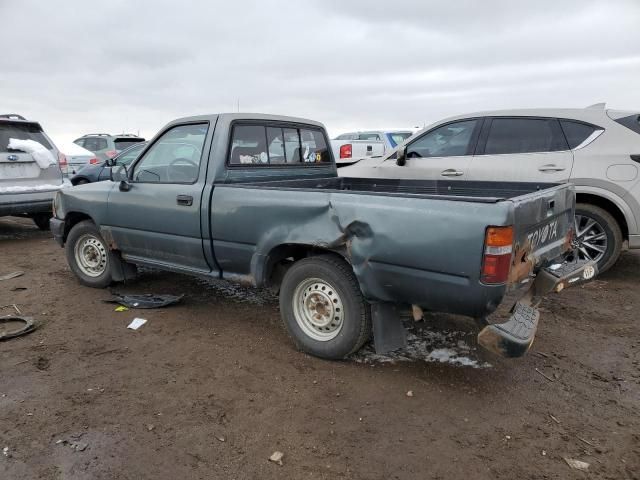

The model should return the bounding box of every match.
[0,122,52,152]
[229,124,331,165]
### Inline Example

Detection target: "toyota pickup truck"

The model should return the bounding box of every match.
[50,113,595,360]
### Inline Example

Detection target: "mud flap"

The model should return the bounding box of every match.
[109,251,138,282]
[371,303,407,354]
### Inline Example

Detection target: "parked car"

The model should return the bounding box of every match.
[340,105,640,273]
[331,130,413,166]
[71,142,147,185]
[58,142,98,177]
[0,114,65,230]
[50,113,594,360]
[73,133,145,162]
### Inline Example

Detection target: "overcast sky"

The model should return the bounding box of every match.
[2,0,639,146]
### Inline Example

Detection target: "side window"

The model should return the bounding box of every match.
[484,118,566,155]
[407,120,478,158]
[229,125,330,165]
[559,120,599,149]
[132,123,207,183]
[73,139,85,148]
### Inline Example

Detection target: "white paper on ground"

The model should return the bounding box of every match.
[127,318,147,330]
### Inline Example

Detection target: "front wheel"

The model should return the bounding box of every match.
[574,203,623,274]
[65,220,113,288]
[279,255,371,359]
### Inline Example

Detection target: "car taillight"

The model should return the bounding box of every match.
[89,158,98,164]
[105,150,118,159]
[481,226,514,284]
[58,152,68,174]
[339,144,352,159]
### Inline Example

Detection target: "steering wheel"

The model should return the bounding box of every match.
[167,157,198,182]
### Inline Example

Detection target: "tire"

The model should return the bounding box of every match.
[75,179,89,185]
[32,213,51,231]
[65,220,113,288]
[574,203,623,274]
[279,255,371,359]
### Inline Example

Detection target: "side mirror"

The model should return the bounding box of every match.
[396,146,407,166]
[110,164,130,191]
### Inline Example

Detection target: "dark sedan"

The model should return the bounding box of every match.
[70,142,147,185]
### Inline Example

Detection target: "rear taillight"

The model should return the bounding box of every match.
[481,226,514,284]
[58,152,68,174]
[105,150,118,159]
[89,158,98,165]
[339,144,352,159]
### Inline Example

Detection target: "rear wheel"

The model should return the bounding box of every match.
[574,203,622,274]
[279,255,371,359]
[65,220,113,288]
[32,213,51,231]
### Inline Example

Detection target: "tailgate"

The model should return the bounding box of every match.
[510,183,575,276]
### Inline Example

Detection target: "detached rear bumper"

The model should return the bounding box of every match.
[478,258,597,358]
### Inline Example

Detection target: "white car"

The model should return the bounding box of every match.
[331,130,413,166]
[340,105,640,273]
[58,142,98,176]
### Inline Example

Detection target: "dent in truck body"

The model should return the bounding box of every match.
[211,184,513,319]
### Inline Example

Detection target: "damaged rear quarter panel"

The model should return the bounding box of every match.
[210,185,513,317]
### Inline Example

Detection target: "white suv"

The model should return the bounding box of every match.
[340,105,640,273]
[0,114,65,230]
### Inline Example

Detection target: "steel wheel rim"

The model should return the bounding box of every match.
[574,214,608,263]
[292,277,344,341]
[74,234,108,277]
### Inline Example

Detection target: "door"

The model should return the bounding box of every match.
[469,117,574,183]
[374,119,481,179]
[105,122,212,272]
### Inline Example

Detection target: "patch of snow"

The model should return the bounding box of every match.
[0,184,63,193]
[352,328,491,368]
[7,138,56,169]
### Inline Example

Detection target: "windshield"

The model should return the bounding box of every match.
[0,122,53,152]
[115,142,146,166]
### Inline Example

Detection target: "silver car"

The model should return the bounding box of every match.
[340,105,640,273]
[0,114,65,230]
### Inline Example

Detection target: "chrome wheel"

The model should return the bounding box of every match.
[292,278,344,341]
[74,234,108,277]
[574,214,608,263]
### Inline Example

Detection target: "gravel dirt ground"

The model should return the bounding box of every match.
[1,216,638,480]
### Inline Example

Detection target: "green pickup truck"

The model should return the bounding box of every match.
[50,113,595,360]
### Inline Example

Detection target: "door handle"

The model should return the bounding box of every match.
[538,164,565,172]
[441,169,463,177]
[176,195,193,206]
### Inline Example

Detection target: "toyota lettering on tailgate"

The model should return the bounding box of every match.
[527,219,558,249]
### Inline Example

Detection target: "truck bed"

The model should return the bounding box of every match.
[232,176,559,203]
